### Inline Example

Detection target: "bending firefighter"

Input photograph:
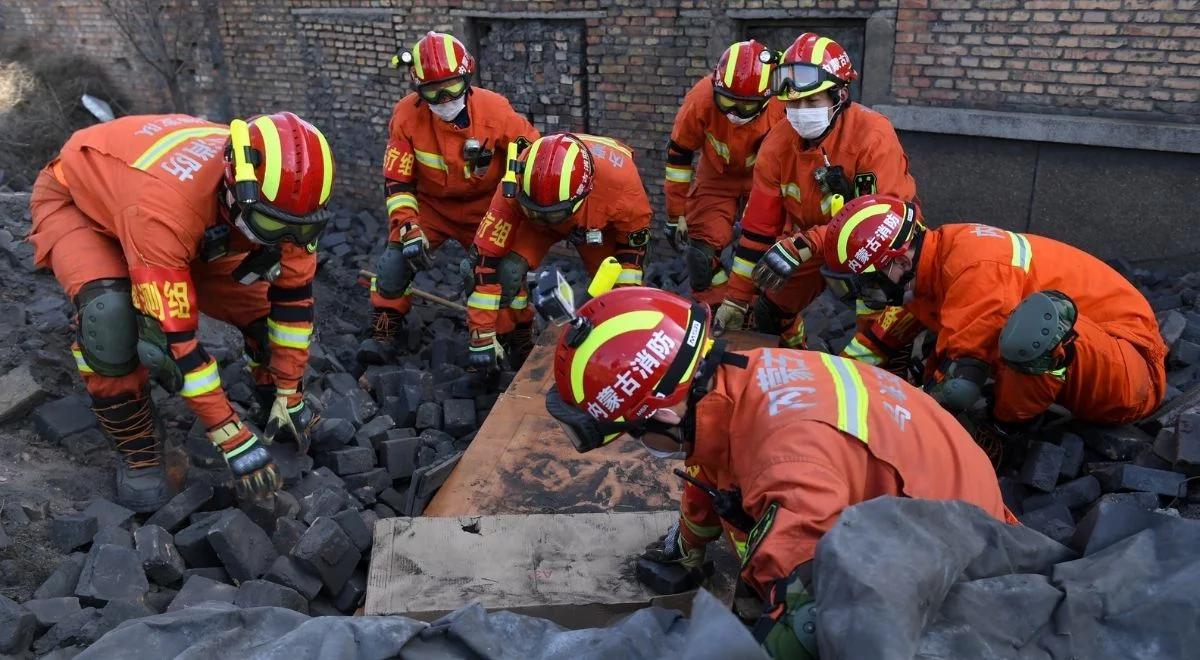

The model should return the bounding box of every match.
[541,286,1013,657]
[715,32,917,351]
[467,132,652,369]
[821,195,1168,448]
[28,112,335,511]
[663,39,783,305]
[372,31,539,343]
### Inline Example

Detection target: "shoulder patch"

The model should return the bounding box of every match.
[741,501,779,568]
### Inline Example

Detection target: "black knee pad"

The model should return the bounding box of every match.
[75,279,139,376]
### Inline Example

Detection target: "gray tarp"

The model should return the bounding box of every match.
[814,497,1200,659]
[77,588,765,660]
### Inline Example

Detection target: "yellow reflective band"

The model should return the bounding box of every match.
[570,310,664,403]
[683,516,723,539]
[510,293,529,310]
[745,154,758,167]
[723,42,742,88]
[836,202,892,263]
[780,182,802,202]
[560,141,581,201]
[467,291,501,310]
[244,352,260,368]
[386,193,418,215]
[267,319,313,350]
[732,256,756,278]
[810,37,833,65]
[705,132,731,163]
[856,300,872,316]
[414,149,447,171]
[581,135,632,158]
[442,34,458,72]
[758,58,772,93]
[251,116,283,202]
[712,270,729,286]
[1009,231,1032,272]
[132,127,230,171]
[522,138,543,194]
[411,42,424,79]
[616,268,643,286]
[72,348,94,374]
[733,537,748,560]
[665,165,694,183]
[315,127,334,205]
[841,337,885,366]
[181,360,221,398]
[818,353,870,443]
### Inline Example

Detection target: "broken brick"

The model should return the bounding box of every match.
[91,526,132,549]
[1018,502,1075,546]
[301,489,346,526]
[134,524,185,587]
[32,396,97,444]
[79,599,153,643]
[264,556,322,601]
[402,451,462,516]
[0,363,49,424]
[442,399,477,438]
[342,467,390,493]
[1058,433,1085,479]
[267,442,314,489]
[322,389,377,428]
[74,544,149,605]
[1018,442,1066,492]
[1098,491,1162,510]
[333,509,372,553]
[51,514,97,552]
[1071,500,1161,555]
[326,446,376,476]
[291,517,360,595]
[34,554,86,600]
[354,415,395,450]
[272,518,308,557]
[1080,425,1153,461]
[62,429,108,460]
[145,482,214,532]
[23,597,81,630]
[380,435,420,481]
[234,579,308,614]
[415,402,442,430]
[30,606,96,655]
[1175,413,1200,474]
[167,576,237,612]
[82,499,133,530]
[1023,475,1102,512]
[182,567,230,584]
[333,571,367,613]
[312,418,355,452]
[207,509,277,583]
[1091,463,1187,497]
[377,488,406,513]
[173,515,222,568]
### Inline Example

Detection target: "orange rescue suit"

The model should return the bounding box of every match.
[676,348,1014,599]
[468,135,652,338]
[375,88,539,314]
[28,114,315,431]
[907,224,1167,424]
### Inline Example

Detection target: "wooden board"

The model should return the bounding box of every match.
[365,511,677,627]
[425,327,775,517]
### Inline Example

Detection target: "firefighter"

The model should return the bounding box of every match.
[714,32,917,350]
[28,112,334,511]
[371,31,539,344]
[663,39,784,305]
[541,286,1013,658]
[821,194,1168,431]
[466,132,652,369]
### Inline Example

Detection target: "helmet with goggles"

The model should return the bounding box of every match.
[515,133,596,226]
[711,40,775,120]
[222,112,335,246]
[821,194,924,310]
[392,31,476,104]
[772,33,858,101]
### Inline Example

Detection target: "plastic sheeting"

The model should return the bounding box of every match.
[77,588,765,660]
[813,497,1200,660]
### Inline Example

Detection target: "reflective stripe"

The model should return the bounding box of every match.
[616,268,643,286]
[855,300,872,316]
[842,337,885,366]
[442,34,458,72]
[732,255,756,278]
[732,537,748,560]
[722,42,742,88]
[581,135,632,158]
[560,140,581,201]
[664,165,694,183]
[267,319,313,350]
[683,516,722,539]
[810,37,833,65]
[705,132,731,164]
[386,193,418,215]
[711,269,730,286]
[1009,231,1032,272]
[522,139,543,193]
[467,291,501,310]
[745,153,758,167]
[570,310,664,402]
[758,57,772,93]
[132,127,230,170]
[223,434,256,459]
[818,353,870,442]
[836,202,892,263]
[509,293,529,310]
[414,149,447,171]
[181,359,221,398]
[780,182,802,202]
[252,115,283,202]
[411,42,425,79]
[315,127,334,205]
[72,348,94,374]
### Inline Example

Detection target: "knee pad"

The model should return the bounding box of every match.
[497,252,529,306]
[75,279,139,376]
[1000,290,1078,375]
[683,241,717,291]
[135,315,184,393]
[753,295,788,335]
[928,357,989,413]
[375,242,412,299]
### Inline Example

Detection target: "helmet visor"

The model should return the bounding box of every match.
[242,207,327,245]
[545,389,637,453]
[772,63,844,100]
[517,191,585,226]
[417,76,469,103]
[713,89,768,119]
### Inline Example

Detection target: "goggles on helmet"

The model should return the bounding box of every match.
[238,204,327,246]
[713,89,768,119]
[771,63,847,100]
[517,192,586,226]
[417,75,469,104]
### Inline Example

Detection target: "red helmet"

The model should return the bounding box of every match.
[517,133,595,225]
[396,32,475,103]
[550,287,712,451]
[822,194,921,275]
[772,33,858,101]
[712,40,774,118]
[223,112,335,244]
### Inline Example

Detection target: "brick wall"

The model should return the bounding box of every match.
[2,0,1197,213]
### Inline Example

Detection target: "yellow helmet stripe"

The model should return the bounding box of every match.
[442,34,459,72]
[559,140,580,201]
[810,37,833,65]
[758,57,772,93]
[314,125,334,205]
[570,310,665,403]
[836,202,892,263]
[522,138,544,194]
[251,116,283,202]
[411,42,424,79]
[722,42,742,88]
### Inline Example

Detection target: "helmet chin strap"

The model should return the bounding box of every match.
[676,339,750,448]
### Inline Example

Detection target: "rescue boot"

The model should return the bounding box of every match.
[91,391,178,513]
[370,308,405,345]
[504,322,535,370]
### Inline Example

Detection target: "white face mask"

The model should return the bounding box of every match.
[429,96,466,122]
[726,112,755,126]
[642,443,687,460]
[787,106,832,140]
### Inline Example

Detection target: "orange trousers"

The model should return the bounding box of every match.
[993,313,1166,424]
[685,181,749,306]
[371,201,479,315]
[29,170,275,401]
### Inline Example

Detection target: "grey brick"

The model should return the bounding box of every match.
[264,556,322,601]
[234,579,308,613]
[134,524,185,587]
[74,544,148,605]
[34,554,86,600]
[290,517,360,595]
[22,596,80,630]
[207,509,277,583]
[145,483,214,532]
[51,514,97,552]
[167,576,237,612]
